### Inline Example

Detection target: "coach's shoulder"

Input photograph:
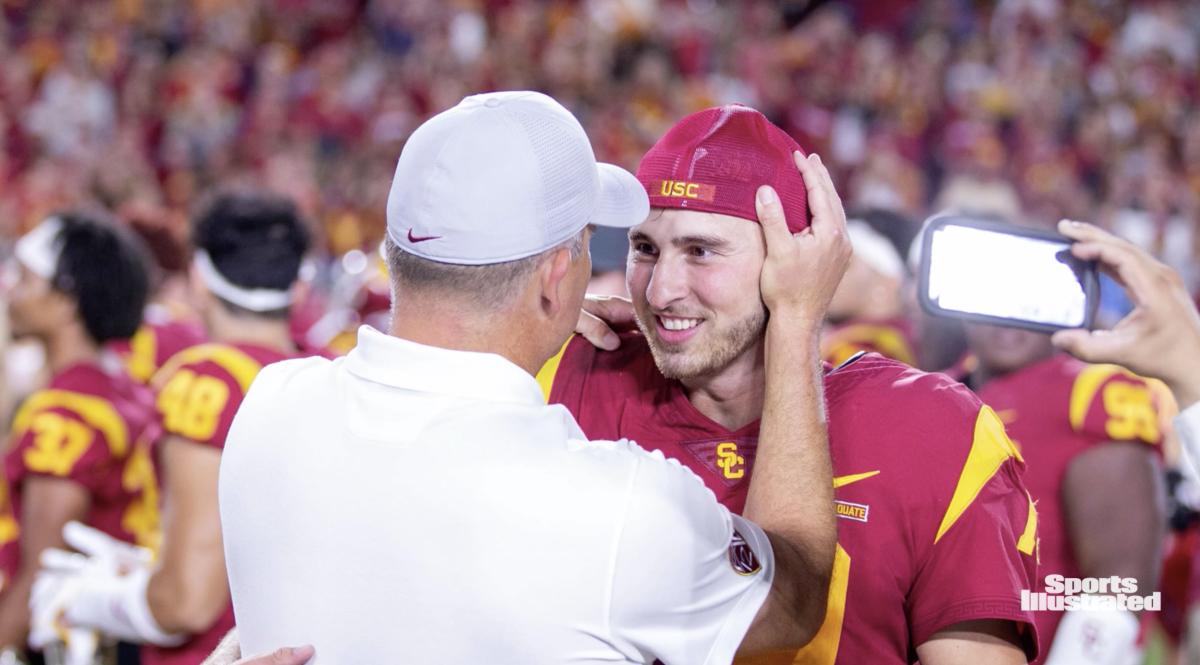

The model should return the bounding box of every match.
[241,356,341,414]
[579,438,720,510]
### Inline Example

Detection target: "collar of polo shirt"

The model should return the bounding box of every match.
[344,326,546,406]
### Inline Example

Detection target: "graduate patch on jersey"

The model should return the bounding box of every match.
[834,500,870,523]
[729,529,761,576]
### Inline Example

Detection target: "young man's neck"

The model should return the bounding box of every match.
[43,326,99,375]
[680,343,766,432]
[206,308,295,353]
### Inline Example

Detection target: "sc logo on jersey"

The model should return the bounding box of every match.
[716,442,745,479]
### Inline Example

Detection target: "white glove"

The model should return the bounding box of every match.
[28,566,80,650]
[31,522,184,647]
[1042,603,1141,665]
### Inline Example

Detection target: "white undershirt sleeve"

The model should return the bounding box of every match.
[607,446,774,665]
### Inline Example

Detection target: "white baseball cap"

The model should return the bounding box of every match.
[385,91,649,265]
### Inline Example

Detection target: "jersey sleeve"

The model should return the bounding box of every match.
[1069,365,1163,446]
[154,359,250,449]
[907,405,1040,661]
[608,444,774,665]
[7,391,129,500]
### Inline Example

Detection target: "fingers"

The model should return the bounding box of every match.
[1057,219,1118,244]
[1050,328,1134,364]
[40,547,89,573]
[62,520,152,565]
[755,185,793,254]
[794,152,846,239]
[582,295,637,326]
[62,521,117,558]
[241,645,315,665]
[794,153,830,228]
[575,311,620,350]
[1068,240,1159,306]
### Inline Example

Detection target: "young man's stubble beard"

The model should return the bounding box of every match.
[634,303,768,381]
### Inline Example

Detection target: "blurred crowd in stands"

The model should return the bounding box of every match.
[0,0,1198,288]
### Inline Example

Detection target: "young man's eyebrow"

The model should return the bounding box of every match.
[672,234,731,249]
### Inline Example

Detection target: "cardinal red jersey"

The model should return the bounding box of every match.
[144,342,294,665]
[110,318,207,385]
[539,334,1040,664]
[821,317,918,368]
[973,354,1163,662]
[0,360,161,578]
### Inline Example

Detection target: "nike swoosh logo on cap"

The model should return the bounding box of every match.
[833,470,880,488]
[407,229,441,243]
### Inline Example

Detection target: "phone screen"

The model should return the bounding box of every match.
[922,221,1094,330]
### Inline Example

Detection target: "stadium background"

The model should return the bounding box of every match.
[0,0,1197,663]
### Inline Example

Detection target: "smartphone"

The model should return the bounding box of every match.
[918,215,1099,332]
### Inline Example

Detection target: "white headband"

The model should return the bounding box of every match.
[193,249,293,312]
[15,217,65,279]
[847,220,905,280]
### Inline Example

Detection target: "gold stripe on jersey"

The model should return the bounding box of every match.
[735,544,852,665]
[0,479,19,547]
[127,326,158,382]
[535,335,574,404]
[1069,363,1162,442]
[1068,364,1134,431]
[152,344,263,393]
[1018,492,1038,556]
[12,390,130,457]
[935,406,1022,544]
[790,544,850,664]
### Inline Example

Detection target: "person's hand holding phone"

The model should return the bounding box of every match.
[1051,220,1200,408]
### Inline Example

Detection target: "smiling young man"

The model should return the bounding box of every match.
[549,105,1041,665]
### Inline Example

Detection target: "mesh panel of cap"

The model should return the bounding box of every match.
[509,105,599,247]
[636,105,811,232]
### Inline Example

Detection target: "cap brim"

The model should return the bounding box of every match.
[595,163,650,228]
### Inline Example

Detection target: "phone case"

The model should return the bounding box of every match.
[917,214,1099,333]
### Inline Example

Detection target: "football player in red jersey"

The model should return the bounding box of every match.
[111,211,207,385]
[36,192,313,665]
[962,322,1166,665]
[555,105,1039,665]
[0,212,158,658]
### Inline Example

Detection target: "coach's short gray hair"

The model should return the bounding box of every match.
[385,228,587,309]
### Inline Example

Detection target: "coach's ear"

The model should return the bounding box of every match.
[536,229,592,322]
[535,244,576,321]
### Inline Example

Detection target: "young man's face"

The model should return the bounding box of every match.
[626,208,767,380]
[964,322,1055,376]
[7,264,70,340]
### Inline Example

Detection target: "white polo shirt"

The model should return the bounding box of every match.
[220,326,773,664]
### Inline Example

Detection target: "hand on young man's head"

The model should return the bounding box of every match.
[756,152,852,326]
